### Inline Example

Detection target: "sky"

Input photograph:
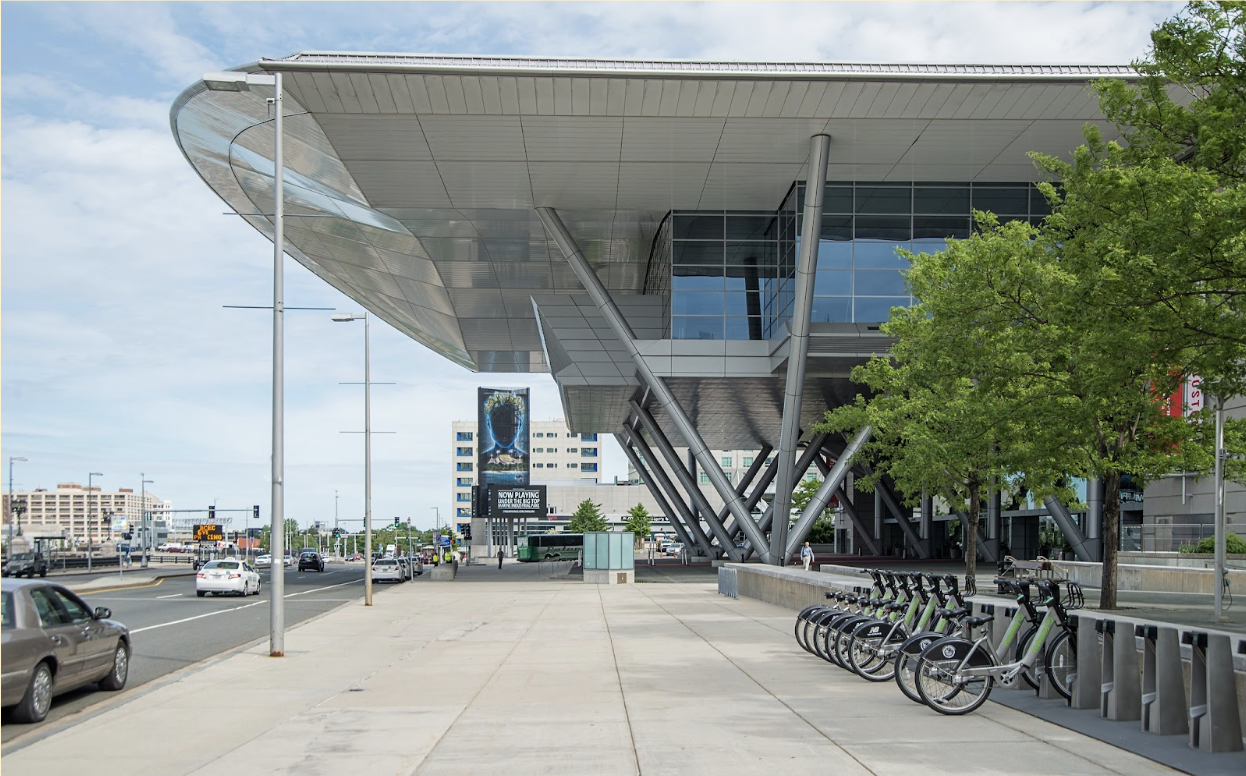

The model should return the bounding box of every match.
[1,1,1183,533]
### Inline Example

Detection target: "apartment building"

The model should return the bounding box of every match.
[451,419,602,521]
[3,483,168,548]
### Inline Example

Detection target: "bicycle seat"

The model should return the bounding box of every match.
[963,615,994,629]
[884,602,906,612]
[937,607,970,619]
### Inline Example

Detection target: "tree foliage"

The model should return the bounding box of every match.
[624,503,652,545]
[568,499,608,533]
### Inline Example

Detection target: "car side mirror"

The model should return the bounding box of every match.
[93,607,112,620]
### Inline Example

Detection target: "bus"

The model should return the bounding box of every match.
[517,533,583,562]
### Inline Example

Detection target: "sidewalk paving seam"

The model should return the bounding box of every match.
[596,585,642,775]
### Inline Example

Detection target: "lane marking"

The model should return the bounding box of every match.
[285,579,360,597]
[130,600,267,634]
[156,593,182,599]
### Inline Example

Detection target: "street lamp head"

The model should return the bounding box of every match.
[202,71,277,92]
[10,457,27,464]
[331,313,365,323]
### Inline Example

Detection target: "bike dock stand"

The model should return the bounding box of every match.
[1137,624,1187,736]
[1099,619,1141,721]
[1183,630,1243,753]
[1071,613,1101,710]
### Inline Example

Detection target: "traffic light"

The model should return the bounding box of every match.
[208,505,216,522]
[253,505,260,521]
[393,516,400,527]
[457,523,472,540]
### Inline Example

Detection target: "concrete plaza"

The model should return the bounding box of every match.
[3,561,1178,776]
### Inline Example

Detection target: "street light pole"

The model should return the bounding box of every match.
[332,312,372,605]
[8,456,27,549]
[203,67,286,655]
[87,472,103,571]
[140,475,154,569]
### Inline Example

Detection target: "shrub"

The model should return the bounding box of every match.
[1181,533,1246,555]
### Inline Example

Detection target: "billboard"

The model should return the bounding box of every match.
[478,387,530,491]
[193,524,224,542]
[489,486,548,519]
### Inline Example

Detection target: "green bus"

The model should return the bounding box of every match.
[517,533,583,562]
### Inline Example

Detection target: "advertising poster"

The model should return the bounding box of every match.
[489,485,548,519]
[478,388,530,498]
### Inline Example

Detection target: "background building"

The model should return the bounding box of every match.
[3,483,169,550]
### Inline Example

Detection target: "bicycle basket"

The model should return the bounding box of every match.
[1061,581,1085,610]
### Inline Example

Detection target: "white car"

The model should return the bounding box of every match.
[371,558,404,583]
[667,542,685,557]
[195,559,262,597]
[255,554,272,568]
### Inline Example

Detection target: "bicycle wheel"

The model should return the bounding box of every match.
[832,616,873,669]
[794,606,819,651]
[847,619,889,679]
[1043,629,1077,700]
[855,622,907,682]
[1012,624,1040,690]
[915,638,995,715]
[894,632,943,704]
[813,611,849,664]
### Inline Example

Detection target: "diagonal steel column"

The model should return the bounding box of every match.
[621,425,713,555]
[723,443,773,539]
[786,425,870,558]
[862,466,930,559]
[740,434,830,560]
[953,510,996,563]
[537,206,771,560]
[631,400,741,560]
[837,485,882,555]
[615,432,697,553]
[1043,495,1094,562]
[771,134,832,565]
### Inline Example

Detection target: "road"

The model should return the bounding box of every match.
[1,561,412,743]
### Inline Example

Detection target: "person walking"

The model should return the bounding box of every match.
[497,547,505,570]
[800,541,815,572]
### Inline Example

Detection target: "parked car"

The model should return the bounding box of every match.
[397,557,415,580]
[1,578,130,723]
[667,542,685,557]
[195,559,262,597]
[255,554,272,568]
[298,551,325,572]
[2,552,48,579]
[371,558,403,583]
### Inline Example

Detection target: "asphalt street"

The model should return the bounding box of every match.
[0,561,412,743]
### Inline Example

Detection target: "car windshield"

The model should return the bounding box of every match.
[301,552,316,558]
[9,553,31,560]
[204,561,241,570]
[375,560,396,566]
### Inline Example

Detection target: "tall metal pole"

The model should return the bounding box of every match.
[364,312,373,605]
[87,472,102,571]
[140,475,153,569]
[269,71,286,656]
[1213,395,1226,619]
[8,456,26,548]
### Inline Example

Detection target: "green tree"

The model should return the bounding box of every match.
[624,503,652,546]
[567,499,608,533]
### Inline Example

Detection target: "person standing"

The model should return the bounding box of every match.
[497,547,505,570]
[801,541,815,572]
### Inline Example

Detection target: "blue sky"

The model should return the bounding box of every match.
[1,1,1181,531]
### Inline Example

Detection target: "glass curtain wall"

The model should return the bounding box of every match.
[660,182,1051,340]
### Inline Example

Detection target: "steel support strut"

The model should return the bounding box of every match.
[865,467,931,559]
[1043,495,1095,562]
[740,434,830,560]
[786,426,871,557]
[723,444,772,539]
[615,432,698,553]
[771,134,832,565]
[837,485,882,555]
[536,207,770,559]
[631,401,740,559]
[621,425,713,555]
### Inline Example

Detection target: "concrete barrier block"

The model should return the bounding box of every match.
[1186,631,1244,753]
[1138,624,1187,735]
[1072,613,1101,710]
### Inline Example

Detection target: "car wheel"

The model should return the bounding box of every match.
[99,641,129,691]
[38,568,47,578]
[196,591,206,597]
[255,580,262,596]
[13,661,54,723]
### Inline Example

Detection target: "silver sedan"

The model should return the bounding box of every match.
[1,578,131,723]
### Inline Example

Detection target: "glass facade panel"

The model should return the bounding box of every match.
[816,240,852,268]
[672,317,724,340]
[855,186,911,214]
[581,433,597,442]
[666,182,1035,336]
[854,241,910,269]
[673,293,724,316]
[810,297,852,323]
[855,270,907,296]
[855,297,909,322]
[814,269,852,295]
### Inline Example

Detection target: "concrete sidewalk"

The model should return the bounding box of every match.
[3,560,1179,776]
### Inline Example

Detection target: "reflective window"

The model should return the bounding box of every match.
[854,241,910,269]
[855,297,910,322]
[580,433,598,442]
[725,317,766,340]
[673,293,724,316]
[855,270,908,296]
[816,240,852,269]
[672,317,724,340]
[810,297,852,323]
[673,214,724,239]
[913,186,970,214]
[814,270,852,295]
[456,462,473,472]
[456,431,474,441]
[972,185,1029,215]
[855,186,910,214]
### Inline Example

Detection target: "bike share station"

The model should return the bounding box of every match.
[723,560,1246,774]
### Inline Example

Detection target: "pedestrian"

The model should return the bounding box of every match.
[497,547,504,570]
[801,541,814,572]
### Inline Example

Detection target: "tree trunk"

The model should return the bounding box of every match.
[965,480,980,580]
[1099,472,1121,609]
